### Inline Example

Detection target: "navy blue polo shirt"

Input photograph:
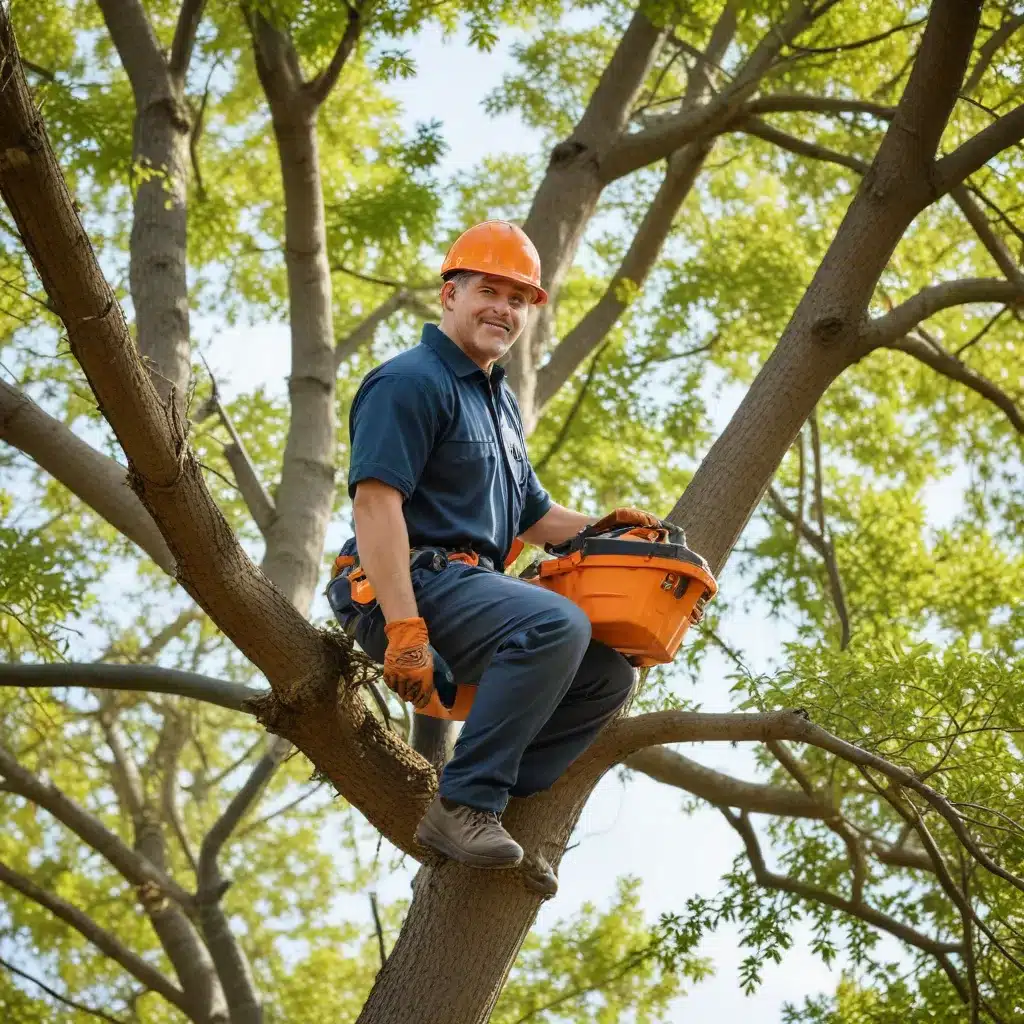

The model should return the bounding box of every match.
[346,324,552,568]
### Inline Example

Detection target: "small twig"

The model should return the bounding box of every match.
[954,307,1009,356]
[0,953,128,1024]
[369,892,388,969]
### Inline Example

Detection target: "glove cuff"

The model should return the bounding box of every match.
[384,616,429,648]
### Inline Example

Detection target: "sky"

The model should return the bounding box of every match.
[198,21,913,1020]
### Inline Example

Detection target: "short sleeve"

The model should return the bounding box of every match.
[348,374,442,499]
[518,463,552,535]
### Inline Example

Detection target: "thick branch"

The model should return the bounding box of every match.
[934,103,1024,194]
[0,743,195,908]
[195,740,291,1024]
[962,13,1024,97]
[0,381,175,574]
[624,745,830,818]
[94,0,168,102]
[0,663,263,713]
[601,0,819,181]
[0,860,192,1016]
[745,94,897,120]
[863,278,1024,349]
[886,334,1024,434]
[306,3,362,106]
[169,0,208,82]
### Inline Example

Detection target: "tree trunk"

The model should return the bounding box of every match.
[130,93,192,414]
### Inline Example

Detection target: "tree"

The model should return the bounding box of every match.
[1,0,1023,1021]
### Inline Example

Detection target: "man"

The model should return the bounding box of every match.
[328,220,662,884]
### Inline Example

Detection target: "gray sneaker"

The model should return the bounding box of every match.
[415,796,524,868]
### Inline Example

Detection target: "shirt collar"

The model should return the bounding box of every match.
[421,324,507,386]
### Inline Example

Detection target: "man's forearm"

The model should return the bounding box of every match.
[353,485,419,623]
[519,504,596,548]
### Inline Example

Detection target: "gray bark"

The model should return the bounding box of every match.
[96,0,194,415]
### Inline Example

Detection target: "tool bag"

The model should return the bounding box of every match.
[521,523,717,666]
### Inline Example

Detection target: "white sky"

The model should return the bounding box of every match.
[200,23,909,1020]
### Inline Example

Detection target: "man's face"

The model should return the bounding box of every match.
[442,273,533,369]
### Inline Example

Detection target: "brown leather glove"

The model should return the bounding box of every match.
[383,617,435,709]
[591,507,662,534]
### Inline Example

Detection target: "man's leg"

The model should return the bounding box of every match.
[384,564,595,866]
[509,639,635,798]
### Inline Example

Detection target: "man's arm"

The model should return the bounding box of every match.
[353,480,418,623]
[518,503,596,548]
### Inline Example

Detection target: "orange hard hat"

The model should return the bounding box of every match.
[440,220,548,305]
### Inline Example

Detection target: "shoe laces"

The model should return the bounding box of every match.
[467,808,500,829]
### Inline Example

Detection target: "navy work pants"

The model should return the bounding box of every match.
[337,560,635,814]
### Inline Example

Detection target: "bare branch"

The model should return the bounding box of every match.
[962,13,1024,97]
[0,860,191,1015]
[0,663,264,713]
[784,16,927,58]
[935,103,1024,195]
[330,261,434,292]
[624,745,830,818]
[737,116,870,174]
[198,357,277,534]
[0,744,196,908]
[334,291,414,370]
[198,738,291,892]
[950,185,1024,288]
[863,278,1024,349]
[745,94,897,120]
[169,0,208,82]
[0,953,128,1024]
[370,892,388,969]
[534,344,609,471]
[0,381,175,574]
[306,3,363,107]
[888,332,1023,434]
[954,306,1008,357]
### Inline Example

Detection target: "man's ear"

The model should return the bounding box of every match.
[440,280,457,310]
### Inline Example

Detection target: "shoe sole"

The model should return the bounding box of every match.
[415,820,523,869]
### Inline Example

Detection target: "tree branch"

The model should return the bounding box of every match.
[744,94,897,120]
[197,357,277,534]
[169,0,207,82]
[886,333,1023,434]
[94,0,168,102]
[305,2,363,107]
[0,743,196,908]
[934,102,1024,195]
[862,278,1024,349]
[0,953,128,1024]
[0,663,264,713]
[719,809,968,986]
[333,290,414,370]
[0,381,175,574]
[0,860,192,1015]
[624,745,830,818]
[195,740,291,1022]
[950,185,1024,288]
[962,12,1024,97]
[534,343,609,471]
[737,116,870,174]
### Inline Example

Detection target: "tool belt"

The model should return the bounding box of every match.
[329,546,495,610]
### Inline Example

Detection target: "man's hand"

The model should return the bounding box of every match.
[383,617,436,709]
[591,507,662,534]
